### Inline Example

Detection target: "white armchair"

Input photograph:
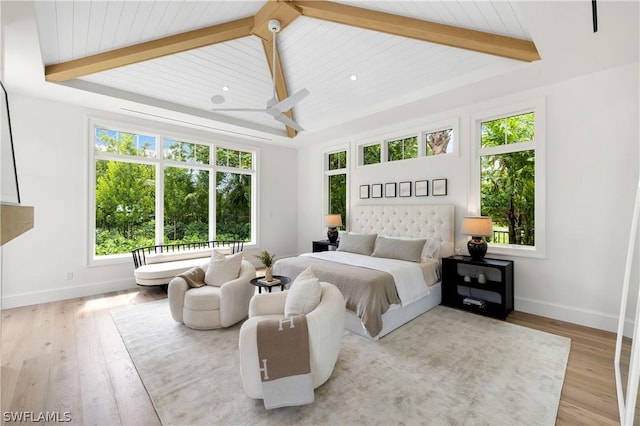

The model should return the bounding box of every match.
[239,282,346,398]
[168,259,256,330]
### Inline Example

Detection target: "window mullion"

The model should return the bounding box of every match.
[479,140,535,157]
[156,138,165,245]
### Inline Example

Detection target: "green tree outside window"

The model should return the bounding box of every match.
[480,113,535,246]
[363,144,381,165]
[388,136,418,161]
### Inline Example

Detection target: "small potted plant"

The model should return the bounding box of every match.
[255,250,276,282]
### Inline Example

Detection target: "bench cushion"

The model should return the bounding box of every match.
[135,257,208,286]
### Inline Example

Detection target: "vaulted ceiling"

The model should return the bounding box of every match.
[33,0,539,139]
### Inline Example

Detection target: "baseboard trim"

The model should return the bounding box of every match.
[1,278,138,309]
[515,296,619,333]
[2,281,622,332]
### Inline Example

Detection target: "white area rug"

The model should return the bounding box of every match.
[111,300,570,425]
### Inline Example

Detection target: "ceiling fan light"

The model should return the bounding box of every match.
[222,86,230,91]
[350,74,358,81]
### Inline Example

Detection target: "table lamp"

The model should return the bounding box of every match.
[325,214,343,243]
[461,216,493,260]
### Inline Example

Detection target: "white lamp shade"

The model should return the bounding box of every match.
[325,214,343,228]
[461,216,493,237]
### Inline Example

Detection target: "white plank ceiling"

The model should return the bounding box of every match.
[33,1,533,137]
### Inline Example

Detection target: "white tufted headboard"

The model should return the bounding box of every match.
[349,204,455,258]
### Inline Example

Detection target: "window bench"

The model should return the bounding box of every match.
[131,240,244,286]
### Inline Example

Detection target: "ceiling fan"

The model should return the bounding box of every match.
[211,19,309,132]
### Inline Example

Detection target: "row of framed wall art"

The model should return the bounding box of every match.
[360,179,448,199]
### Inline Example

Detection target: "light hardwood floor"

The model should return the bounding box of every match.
[1,288,620,425]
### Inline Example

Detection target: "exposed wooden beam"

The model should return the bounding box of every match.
[292,1,540,62]
[252,0,302,41]
[45,17,255,82]
[261,39,297,138]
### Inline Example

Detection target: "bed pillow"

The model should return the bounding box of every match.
[204,250,243,287]
[336,233,378,255]
[422,238,442,260]
[285,267,322,317]
[371,236,426,263]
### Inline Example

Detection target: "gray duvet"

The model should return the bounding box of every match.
[273,256,400,337]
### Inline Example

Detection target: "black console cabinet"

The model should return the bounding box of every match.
[441,256,514,319]
[312,240,338,252]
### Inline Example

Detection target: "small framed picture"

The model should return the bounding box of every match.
[371,183,383,198]
[432,179,448,196]
[359,184,370,199]
[385,182,397,198]
[399,181,411,197]
[415,180,428,197]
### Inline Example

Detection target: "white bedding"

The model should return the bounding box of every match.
[301,251,437,307]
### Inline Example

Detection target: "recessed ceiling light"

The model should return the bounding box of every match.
[222,86,230,91]
[350,75,358,81]
[211,95,225,104]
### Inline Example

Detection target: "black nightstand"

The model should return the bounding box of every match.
[312,240,338,252]
[441,256,514,319]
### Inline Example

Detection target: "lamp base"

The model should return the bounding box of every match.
[467,237,487,261]
[327,228,338,244]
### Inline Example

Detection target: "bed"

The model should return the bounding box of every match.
[273,204,454,340]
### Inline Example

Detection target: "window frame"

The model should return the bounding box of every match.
[356,117,458,167]
[422,117,459,157]
[360,142,382,166]
[88,118,258,265]
[323,145,349,232]
[469,98,546,259]
[386,133,419,162]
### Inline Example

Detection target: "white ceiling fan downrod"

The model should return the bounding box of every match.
[269,19,281,101]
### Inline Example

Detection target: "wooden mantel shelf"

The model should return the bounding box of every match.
[1,204,34,245]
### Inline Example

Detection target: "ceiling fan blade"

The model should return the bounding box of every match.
[211,108,266,112]
[272,112,304,132]
[271,88,309,113]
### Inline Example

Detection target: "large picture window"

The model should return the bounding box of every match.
[91,123,256,260]
[472,99,545,257]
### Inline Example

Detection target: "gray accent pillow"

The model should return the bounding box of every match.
[336,233,378,256]
[371,236,426,263]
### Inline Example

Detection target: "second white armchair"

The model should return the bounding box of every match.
[238,281,346,399]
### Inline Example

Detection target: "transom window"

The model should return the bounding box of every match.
[357,119,457,167]
[362,144,381,165]
[424,128,454,156]
[387,136,418,162]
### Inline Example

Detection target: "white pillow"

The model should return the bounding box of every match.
[204,250,243,287]
[422,238,442,260]
[285,267,322,317]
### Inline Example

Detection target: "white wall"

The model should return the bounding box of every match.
[297,62,639,332]
[1,94,298,308]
